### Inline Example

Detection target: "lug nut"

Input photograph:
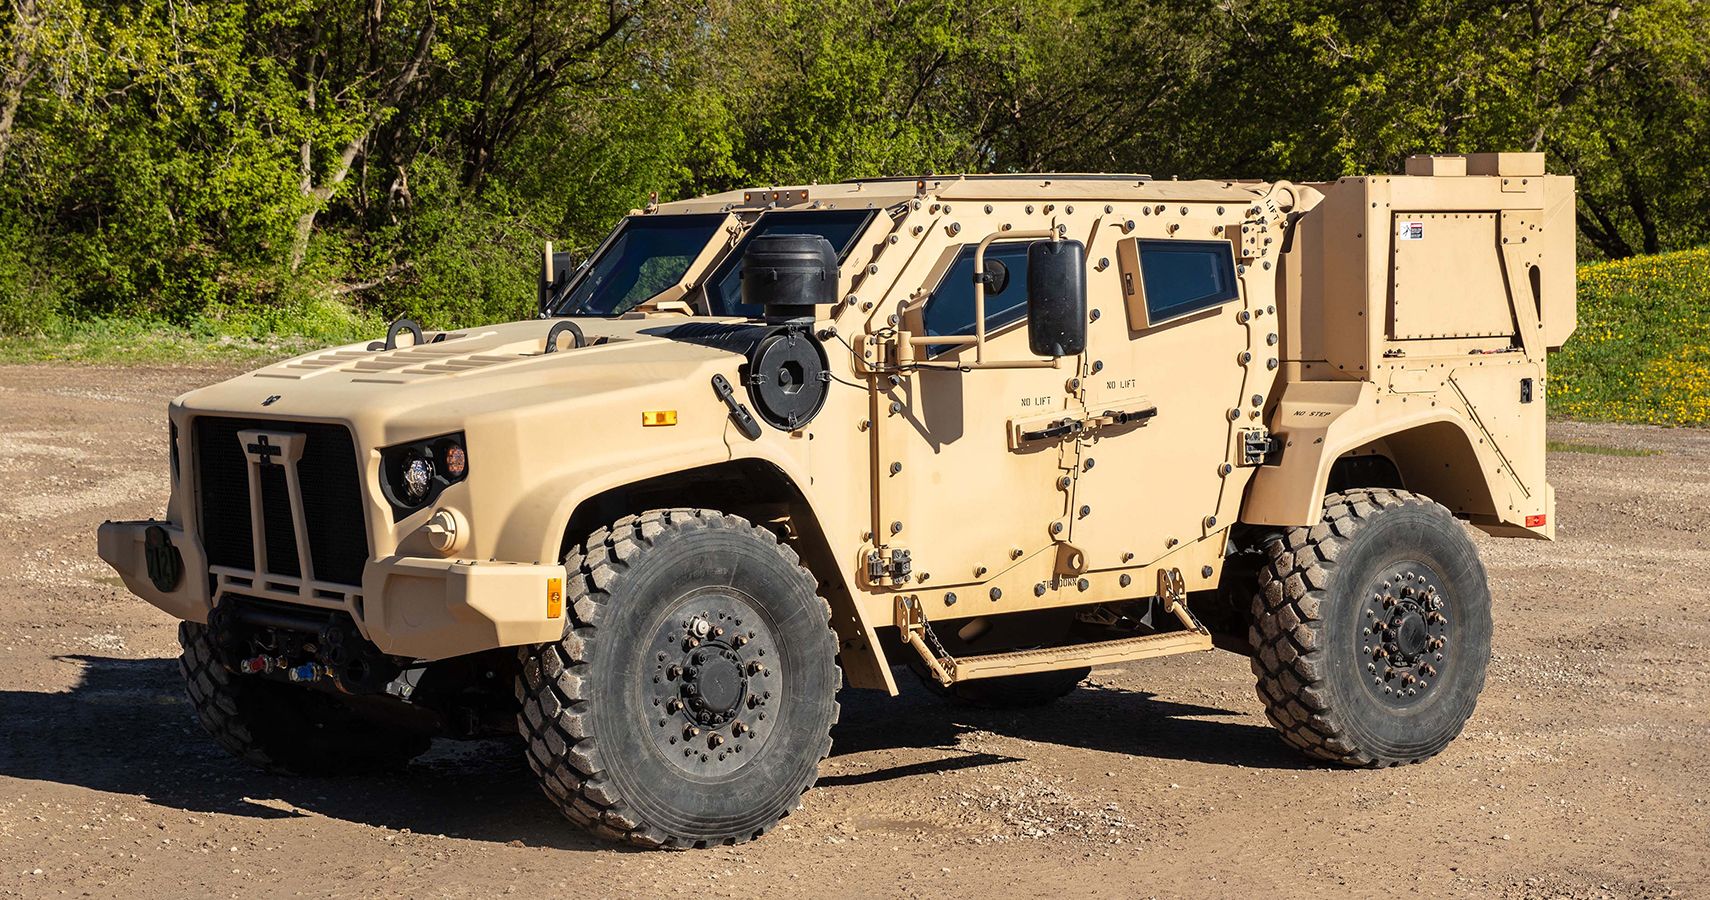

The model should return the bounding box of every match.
[708,734,725,748]
[684,726,700,739]
[748,661,767,675]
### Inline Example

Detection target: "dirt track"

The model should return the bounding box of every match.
[0,363,1705,899]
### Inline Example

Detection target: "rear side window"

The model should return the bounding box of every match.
[705,209,878,316]
[922,242,1033,357]
[1136,239,1239,324]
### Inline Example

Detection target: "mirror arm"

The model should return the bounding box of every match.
[972,229,1055,364]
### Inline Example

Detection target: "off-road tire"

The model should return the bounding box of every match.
[1250,488,1492,767]
[178,621,431,775]
[912,664,1090,708]
[516,509,841,849]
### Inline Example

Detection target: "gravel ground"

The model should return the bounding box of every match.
[0,364,1705,898]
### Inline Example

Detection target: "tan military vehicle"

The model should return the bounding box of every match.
[99,152,1575,848]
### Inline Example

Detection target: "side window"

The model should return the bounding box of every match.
[1134,239,1239,325]
[922,242,1032,356]
[705,209,877,316]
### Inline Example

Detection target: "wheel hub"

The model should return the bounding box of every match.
[1359,565,1450,706]
[681,647,745,725]
[646,594,778,776]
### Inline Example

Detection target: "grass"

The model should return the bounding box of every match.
[0,297,380,364]
[1549,246,1710,426]
[1545,440,1662,457]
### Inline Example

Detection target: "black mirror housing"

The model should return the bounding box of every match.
[1025,239,1088,357]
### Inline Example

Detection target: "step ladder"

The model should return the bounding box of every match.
[899,568,1213,685]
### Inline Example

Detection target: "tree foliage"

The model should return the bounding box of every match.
[0,0,1703,333]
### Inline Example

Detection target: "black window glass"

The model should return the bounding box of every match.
[1137,239,1239,324]
[555,214,724,316]
[706,209,877,316]
[922,242,1033,357]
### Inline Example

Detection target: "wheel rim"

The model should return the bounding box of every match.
[1357,562,1450,707]
[645,588,780,777]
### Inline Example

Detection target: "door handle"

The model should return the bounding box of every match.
[1100,405,1158,426]
[1020,418,1084,442]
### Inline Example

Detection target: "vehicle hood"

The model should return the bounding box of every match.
[170,316,767,442]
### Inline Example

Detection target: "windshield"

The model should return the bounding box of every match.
[552,214,724,316]
[703,209,878,316]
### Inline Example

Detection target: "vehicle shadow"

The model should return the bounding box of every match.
[0,655,1308,848]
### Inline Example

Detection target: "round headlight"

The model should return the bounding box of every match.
[401,456,435,504]
[442,443,467,479]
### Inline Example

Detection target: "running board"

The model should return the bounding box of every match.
[950,630,1213,681]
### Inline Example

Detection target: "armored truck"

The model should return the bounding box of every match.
[99,152,1576,848]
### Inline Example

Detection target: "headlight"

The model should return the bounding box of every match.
[380,432,468,518]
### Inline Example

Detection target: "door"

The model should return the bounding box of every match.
[875,239,1081,591]
[1068,234,1257,572]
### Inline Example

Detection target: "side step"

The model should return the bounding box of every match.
[950,630,1213,681]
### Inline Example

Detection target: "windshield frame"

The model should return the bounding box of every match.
[545,212,731,317]
[695,208,882,317]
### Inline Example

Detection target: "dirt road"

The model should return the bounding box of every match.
[0,363,1705,898]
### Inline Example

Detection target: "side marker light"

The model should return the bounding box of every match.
[642,410,677,427]
[1525,514,1546,528]
[547,577,564,619]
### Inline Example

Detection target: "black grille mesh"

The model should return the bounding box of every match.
[194,417,370,587]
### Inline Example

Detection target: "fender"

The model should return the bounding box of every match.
[495,426,896,693]
[1241,380,1510,529]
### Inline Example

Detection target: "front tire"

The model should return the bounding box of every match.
[178,622,430,775]
[516,509,840,848]
[1249,489,1492,767]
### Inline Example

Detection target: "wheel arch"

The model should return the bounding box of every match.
[554,459,894,692]
[1243,383,1502,527]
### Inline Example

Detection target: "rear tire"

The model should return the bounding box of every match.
[516,509,840,848]
[178,621,430,775]
[1249,489,1492,767]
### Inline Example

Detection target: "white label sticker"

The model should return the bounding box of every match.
[1397,220,1425,241]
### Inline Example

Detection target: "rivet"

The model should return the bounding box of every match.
[890,461,903,475]
[1034,583,1047,597]
[1051,521,1064,535]
[1201,565,1214,577]
[945,592,957,606]
[890,520,903,534]
[1119,574,1132,588]
[1077,578,1090,591]
[1079,505,1091,518]
[990,587,1002,601]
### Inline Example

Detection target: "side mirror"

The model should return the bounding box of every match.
[537,242,578,316]
[1026,239,1088,357]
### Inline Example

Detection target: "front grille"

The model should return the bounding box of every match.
[194,417,370,586]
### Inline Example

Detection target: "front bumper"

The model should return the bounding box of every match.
[98,519,567,660]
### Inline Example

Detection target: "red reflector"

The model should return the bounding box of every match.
[1525,514,1546,528]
